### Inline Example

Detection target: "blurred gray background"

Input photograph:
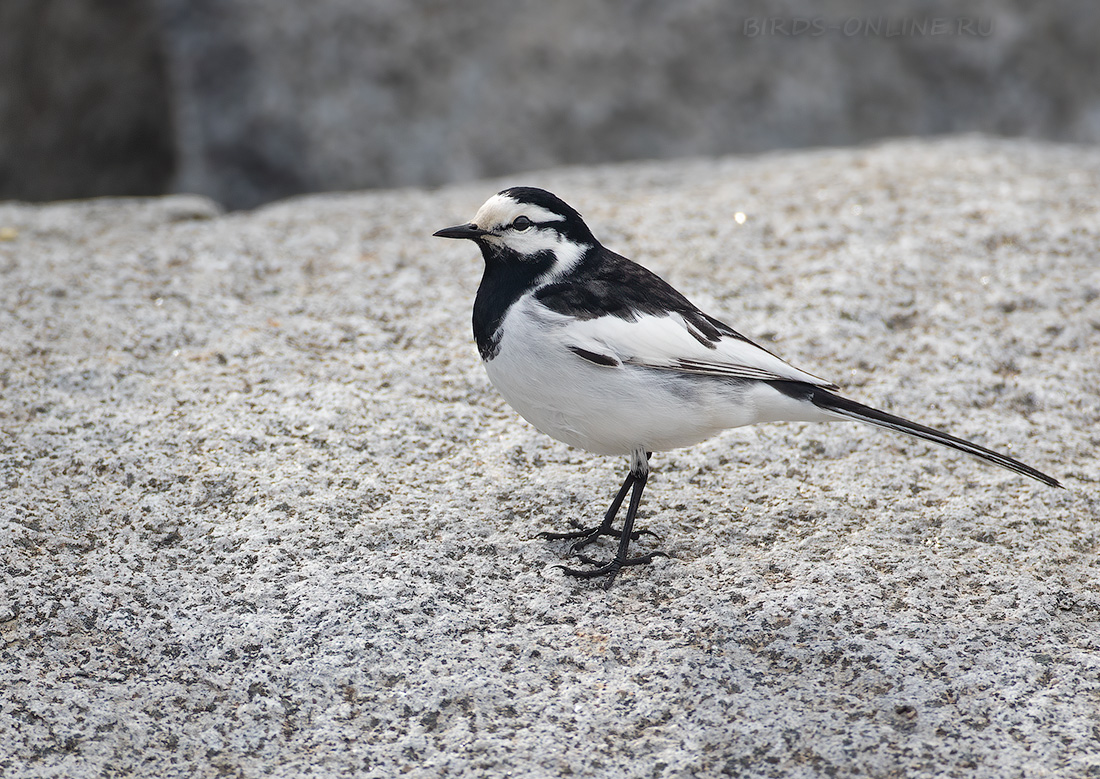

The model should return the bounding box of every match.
[2,0,1098,210]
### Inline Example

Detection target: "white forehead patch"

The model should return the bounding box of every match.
[471,193,565,231]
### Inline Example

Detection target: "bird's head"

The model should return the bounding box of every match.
[434,187,597,268]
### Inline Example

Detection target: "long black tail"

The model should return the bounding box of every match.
[772,382,1062,488]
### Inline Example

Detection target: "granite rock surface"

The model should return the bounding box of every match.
[1,137,1098,777]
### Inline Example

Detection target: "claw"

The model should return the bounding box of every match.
[539,523,656,552]
[535,520,589,541]
[556,550,669,588]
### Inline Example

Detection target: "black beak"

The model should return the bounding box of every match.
[433,222,488,240]
[433,223,489,240]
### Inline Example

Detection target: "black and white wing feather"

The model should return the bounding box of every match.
[535,248,837,388]
[558,310,838,387]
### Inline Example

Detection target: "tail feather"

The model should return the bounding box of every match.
[771,381,1062,489]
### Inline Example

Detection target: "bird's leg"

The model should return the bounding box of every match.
[538,470,634,546]
[557,450,668,589]
[537,453,657,551]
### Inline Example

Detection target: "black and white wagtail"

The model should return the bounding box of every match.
[435,187,1062,588]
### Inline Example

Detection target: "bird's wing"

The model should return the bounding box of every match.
[560,310,838,389]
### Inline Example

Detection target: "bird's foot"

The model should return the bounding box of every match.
[556,551,669,590]
[538,521,659,553]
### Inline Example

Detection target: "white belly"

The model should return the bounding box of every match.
[483,299,829,455]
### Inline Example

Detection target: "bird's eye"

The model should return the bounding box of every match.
[511,216,534,232]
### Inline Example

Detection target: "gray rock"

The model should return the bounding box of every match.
[0,138,1097,777]
[151,0,1100,207]
[0,0,174,201]
[5,1,1100,209]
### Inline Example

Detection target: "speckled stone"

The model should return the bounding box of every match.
[1,137,1097,778]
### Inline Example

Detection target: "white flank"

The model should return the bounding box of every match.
[483,296,836,455]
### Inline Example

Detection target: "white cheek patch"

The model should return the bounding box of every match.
[540,233,589,278]
[485,227,589,279]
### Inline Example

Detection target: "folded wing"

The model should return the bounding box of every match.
[560,310,839,390]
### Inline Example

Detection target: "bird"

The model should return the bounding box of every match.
[434,186,1062,588]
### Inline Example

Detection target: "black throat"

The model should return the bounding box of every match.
[472,243,558,360]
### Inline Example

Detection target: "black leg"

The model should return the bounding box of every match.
[556,451,668,588]
[537,469,655,550]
